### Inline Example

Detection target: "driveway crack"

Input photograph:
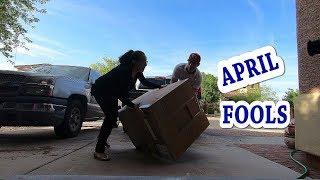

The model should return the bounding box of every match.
[24,140,96,175]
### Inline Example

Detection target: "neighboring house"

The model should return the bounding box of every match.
[223,83,261,99]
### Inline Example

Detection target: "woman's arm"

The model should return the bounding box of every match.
[137,72,161,89]
[118,67,136,108]
[119,87,135,108]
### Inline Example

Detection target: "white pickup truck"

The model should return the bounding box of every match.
[0,65,104,138]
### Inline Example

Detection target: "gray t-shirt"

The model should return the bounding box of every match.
[171,63,202,89]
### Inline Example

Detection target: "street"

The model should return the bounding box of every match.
[0,117,302,179]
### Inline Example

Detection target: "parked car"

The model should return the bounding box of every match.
[129,76,203,100]
[0,64,104,138]
[128,76,171,101]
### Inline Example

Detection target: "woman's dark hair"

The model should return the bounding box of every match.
[119,50,146,66]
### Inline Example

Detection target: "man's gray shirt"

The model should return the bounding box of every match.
[171,63,202,89]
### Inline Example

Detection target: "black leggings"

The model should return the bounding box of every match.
[93,92,118,153]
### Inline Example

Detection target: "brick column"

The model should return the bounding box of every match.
[296,0,320,94]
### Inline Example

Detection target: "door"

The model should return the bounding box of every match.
[85,70,104,120]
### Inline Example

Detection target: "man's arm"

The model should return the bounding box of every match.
[170,65,179,83]
[193,71,202,93]
[171,77,178,83]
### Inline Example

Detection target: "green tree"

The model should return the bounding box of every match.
[260,85,278,102]
[282,88,299,107]
[90,58,119,75]
[201,73,220,103]
[201,73,220,114]
[228,85,278,103]
[230,88,262,103]
[0,0,49,60]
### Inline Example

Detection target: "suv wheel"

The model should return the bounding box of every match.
[54,100,84,138]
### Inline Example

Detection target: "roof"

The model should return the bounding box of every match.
[14,64,51,71]
[222,83,261,98]
[14,64,89,71]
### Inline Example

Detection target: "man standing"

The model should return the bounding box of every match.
[171,53,202,98]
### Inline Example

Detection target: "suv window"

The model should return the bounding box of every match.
[138,78,170,89]
[89,70,101,83]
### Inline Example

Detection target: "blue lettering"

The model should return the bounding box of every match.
[278,105,288,124]
[235,105,248,124]
[244,59,261,78]
[223,67,236,86]
[265,105,275,124]
[251,105,263,124]
[223,105,233,124]
[232,63,245,82]
[265,52,279,71]
[257,55,268,74]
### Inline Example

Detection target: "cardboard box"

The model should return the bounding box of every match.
[119,79,209,160]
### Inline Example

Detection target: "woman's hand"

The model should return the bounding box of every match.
[129,104,142,112]
[133,104,144,115]
[134,104,141,110]
[160,84,167,89]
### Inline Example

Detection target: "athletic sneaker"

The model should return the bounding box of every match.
[94,152,111,161]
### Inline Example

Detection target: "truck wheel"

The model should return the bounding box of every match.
[54,100,84,138]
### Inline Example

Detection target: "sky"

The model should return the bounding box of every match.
[0,0,298,98]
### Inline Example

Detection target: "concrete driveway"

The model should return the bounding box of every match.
[0,118,301,179]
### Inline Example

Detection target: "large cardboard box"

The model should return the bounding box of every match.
[119,79,209,160]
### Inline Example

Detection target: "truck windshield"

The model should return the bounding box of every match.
[30,65,90,81]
